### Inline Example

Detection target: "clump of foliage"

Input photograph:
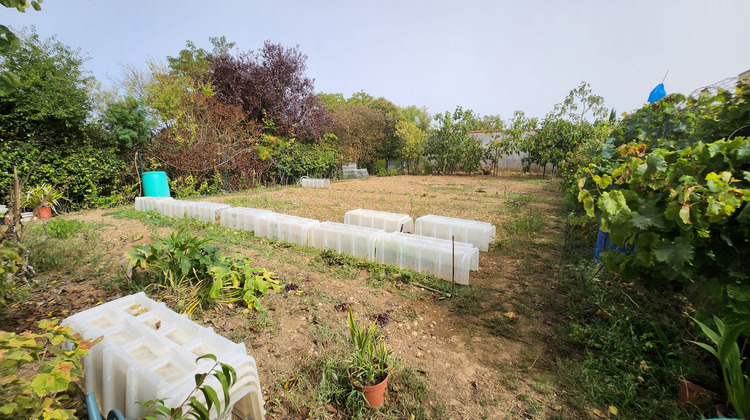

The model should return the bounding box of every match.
[575,84,750,322]
[346,306,391,388]
[125,229,279,314]
[690,317,750,419]
[425,106,486,174]
[274,133,342,184]
[0,28,133,209]
[0,319,99,419]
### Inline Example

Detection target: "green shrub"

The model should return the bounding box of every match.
[0,141,130,209]
[125,230,278,314]
[274,134,342,183]
[0,319,99,419]
[46,219,87,240]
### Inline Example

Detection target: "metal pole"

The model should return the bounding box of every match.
[451,235,455,297]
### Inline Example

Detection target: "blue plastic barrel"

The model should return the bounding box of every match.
[141,171,170,198]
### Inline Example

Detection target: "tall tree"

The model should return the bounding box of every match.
[395,119,427,173]
[210,41,328,141]
[0,27,91,147]
[101,96,155,150]
[426,106,485,174]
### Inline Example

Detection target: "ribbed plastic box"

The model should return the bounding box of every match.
[219,207,273,232]
[62,292,265,420]
[309,222,387,261]
[344,209,413,233]
[254,213,319,247]
[415,215,496,252]
[184,202,231,223]
[134,197,173,212]
[154,199,191,218]
[376,232,478,285]
[300,177,330,188]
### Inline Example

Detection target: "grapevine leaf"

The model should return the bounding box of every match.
[631,206,665,229]
[654,237,693,269]
[645,153,667,176]
[679,204,691,225]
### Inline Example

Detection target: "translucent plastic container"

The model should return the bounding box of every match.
[376,232,478,285]
[300,177,331,188]
[219,207,273,232]
[134,197,173,212]
[184,202,231,223]
[344,209,413,233]
[415,214,496,252]
[61,292,266,420]
[310,222,387,261]
[156,199,191,218]
[254,213,319,247]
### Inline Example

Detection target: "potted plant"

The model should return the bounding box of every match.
[22,184,63,219]
[346,307,392,408]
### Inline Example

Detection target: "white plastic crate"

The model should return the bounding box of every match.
[134,197,173,212]
[254,213,319,247]
[184,202,231,223]
[219,207,273,232]
[300,177,330,189]
[344,208,413,233]
[415,214,496,252]
[376,232,478,285]
[62,292,265,420]
[309,222,387,261]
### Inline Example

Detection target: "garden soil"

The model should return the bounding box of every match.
[5,174,572,419]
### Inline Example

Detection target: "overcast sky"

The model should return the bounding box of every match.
[4,0,749,120]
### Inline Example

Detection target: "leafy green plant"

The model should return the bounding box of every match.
[45,219,87,240]
[125,230,277,314]
[0,319,100,419]
[209,254,279,311]
[575,84,750,322]
[690,317,750,419]
[346,307,391,387]
[22,184,64,212]
[139,354,237,420]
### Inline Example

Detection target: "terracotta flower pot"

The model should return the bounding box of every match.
[35,206,52,219]
[678,377,712,405]
[354,373,389,408]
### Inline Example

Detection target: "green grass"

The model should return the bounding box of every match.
[549,215,721,419]
[25,220,111,275]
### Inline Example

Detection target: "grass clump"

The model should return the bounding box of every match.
[552,222,721,419]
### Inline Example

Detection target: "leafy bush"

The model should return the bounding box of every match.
[575,84,750,322]
[0,141,130,209]
[126,230,278,313]
[0,319,100,419]
[46,219,87,240]
[274,134,342,184]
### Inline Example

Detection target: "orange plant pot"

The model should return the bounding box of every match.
[354,373,389,408]
[35,206,52,219]
[678,378,712,405]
